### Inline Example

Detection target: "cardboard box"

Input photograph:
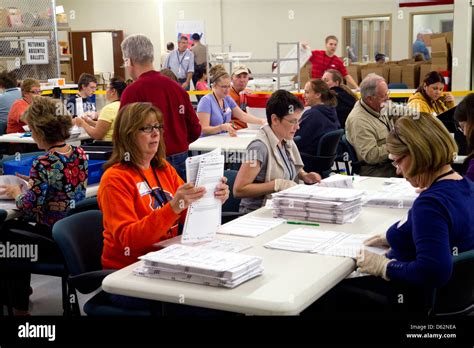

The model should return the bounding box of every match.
[347,65,361,84]
[445,31,453,45]
[431,52,449,66]
[430,63,449,71]
[291,60,312,88]
[431,36,448,54]
[60,63,72,83]
[389,66,402,84]
[419,63,432,85]
[361,67,384,80]
[383,65,390,82]
[0,8,8,28]
[401,64,420,89]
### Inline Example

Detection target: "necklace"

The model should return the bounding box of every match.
[432,169,455,184]
[48,143,70,154]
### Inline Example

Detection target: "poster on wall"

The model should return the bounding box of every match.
[176,21,205,48]
[24,39,49,65]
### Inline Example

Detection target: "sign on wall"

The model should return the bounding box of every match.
[24,39,49,65]
[176,21,205,48]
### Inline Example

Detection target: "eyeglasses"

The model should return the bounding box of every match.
[217,84,231,89]
[139,124,163,133]
[282,117,300,126]
[29,90,41,95]
[391,155,406,168]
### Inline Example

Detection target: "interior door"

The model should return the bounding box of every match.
[112,30,125,79]
[70,31,94,82]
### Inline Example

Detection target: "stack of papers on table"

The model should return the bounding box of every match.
[154,235,252,253]
[264,228,387,258]
[271,185,365,224]
[134,244,263,288]
[363,178,418,209]
[217,216,285,237]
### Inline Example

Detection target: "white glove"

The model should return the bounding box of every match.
[364,233,389,248]
[274,179,297,192]
[356,249,392,280]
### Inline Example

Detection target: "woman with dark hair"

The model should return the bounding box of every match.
[295,79,340,156]
[322,69,357,128]
[66,73,98,118]
[75,76,127,141]
[0,70,21,135]
[99,102,229,270]
[408,71,455,116]
[454,93,474,180]
[234,90,321,213]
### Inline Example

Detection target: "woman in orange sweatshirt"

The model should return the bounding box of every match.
[98,102,229,270]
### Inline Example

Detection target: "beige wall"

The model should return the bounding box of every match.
[58,0,471,88]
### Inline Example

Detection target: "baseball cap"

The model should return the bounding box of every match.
[232,65,250,76]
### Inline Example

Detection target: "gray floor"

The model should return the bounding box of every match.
[3,274,97,316]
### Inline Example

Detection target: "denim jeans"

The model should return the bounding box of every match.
[166,151,188,181]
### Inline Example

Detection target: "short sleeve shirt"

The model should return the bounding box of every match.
[196,94,237,133]
[98,100,120,141]
[309,50,348,79]
[164,49,195,79]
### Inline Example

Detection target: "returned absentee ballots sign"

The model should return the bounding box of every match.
[25,39,49,65]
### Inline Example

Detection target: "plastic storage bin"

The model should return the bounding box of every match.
[3,155,105,185]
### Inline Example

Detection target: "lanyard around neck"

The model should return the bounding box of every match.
[136,166,168,207]
[213,92,227,123]
[360,101,391,132]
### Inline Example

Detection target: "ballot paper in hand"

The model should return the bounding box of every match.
[181,154,225,244]
[186,148,221,183]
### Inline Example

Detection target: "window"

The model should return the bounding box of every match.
[343,15,391,63]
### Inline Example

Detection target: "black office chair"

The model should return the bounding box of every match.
[428,249,474,316]
[299,129,344,178]
[52,211,151,316]
[66,197,99,216]
[338,134,363,175]
[222,169,244,224]
[387,83,408,89]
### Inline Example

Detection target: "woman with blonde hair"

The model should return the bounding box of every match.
[196,65,264,136]
[308,113,474,315]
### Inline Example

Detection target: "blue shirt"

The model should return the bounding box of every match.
[197,94,237,136]
[413,39,430,60]
[295,104,340,156]
[66,94,96,117]
[164,49,195,80]
[386,178,474,288]
[0,87,21,125]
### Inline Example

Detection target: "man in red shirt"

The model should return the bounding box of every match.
[120,34,201,180]
[304,35,358,89]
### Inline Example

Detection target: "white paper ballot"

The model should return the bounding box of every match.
[218,216,285,237]
[363,179,419,209]
[264,228,387,258]
[319,174,354,189]
[154,235,251,253]
[182,154,225,244]
[186,148,221,183]
[75,97,84,117]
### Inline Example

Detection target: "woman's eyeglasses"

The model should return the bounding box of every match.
[139,124,163,133]
[391,155,406,168]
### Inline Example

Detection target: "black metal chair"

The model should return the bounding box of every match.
[299,129,344,178]
[221,169,244,224]
[338,134,363,175]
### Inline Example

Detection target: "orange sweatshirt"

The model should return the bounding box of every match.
[98,161,185,269]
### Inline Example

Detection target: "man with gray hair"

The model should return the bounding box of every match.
[345,73,396,177]
[120,34,201,180]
